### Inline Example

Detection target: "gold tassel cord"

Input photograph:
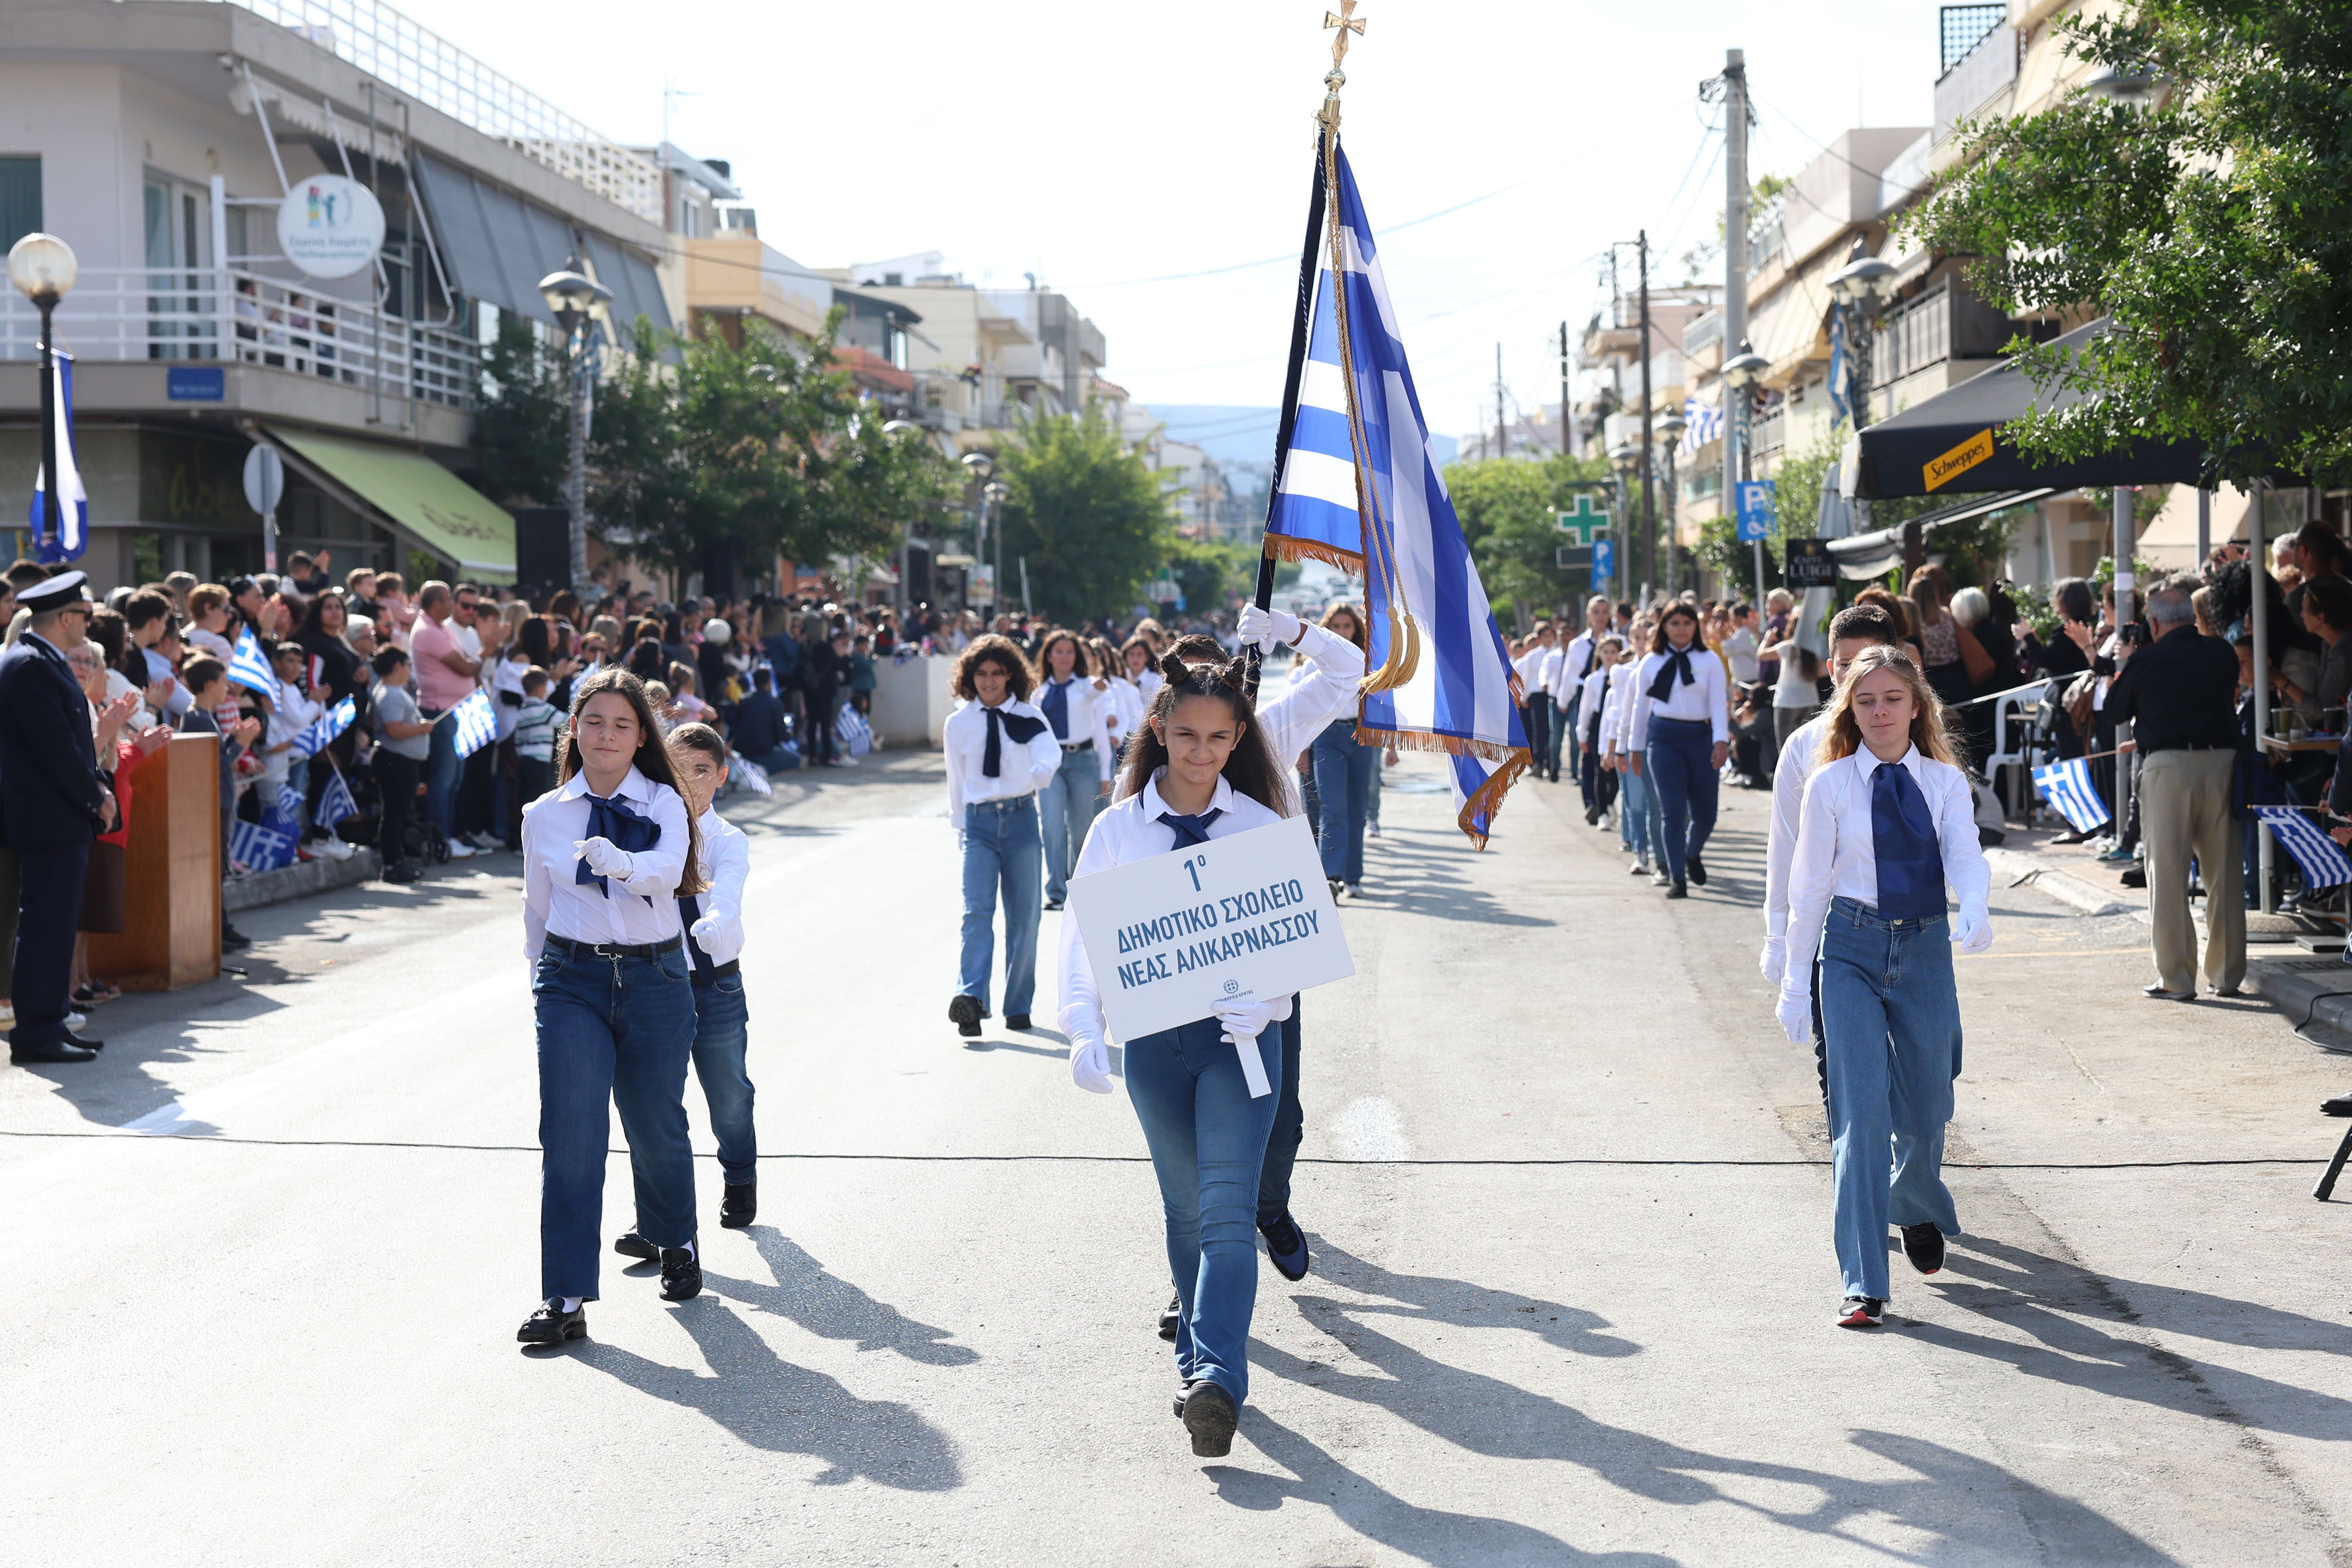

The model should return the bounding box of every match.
[1352,724,1531,850]
[1261,534,1366,572]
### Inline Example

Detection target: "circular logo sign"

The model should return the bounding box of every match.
[275,175,386,281]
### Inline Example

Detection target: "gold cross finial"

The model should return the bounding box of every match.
[1324,2,1366,69]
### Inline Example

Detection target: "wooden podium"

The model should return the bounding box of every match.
[88,734,220,991]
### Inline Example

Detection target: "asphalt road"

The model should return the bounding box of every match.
[2,750,2347,1567]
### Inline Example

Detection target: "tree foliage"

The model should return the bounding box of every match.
[469,316,568,509]
[1445,451,1614,623]
[1905,0,2352,487]
[994,407,1176,625]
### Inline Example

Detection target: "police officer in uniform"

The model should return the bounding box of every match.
[0,571,110,1063]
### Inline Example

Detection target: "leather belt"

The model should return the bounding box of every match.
[546,933,684,960]
[692,959,742,984]
[1061,738,1095,751]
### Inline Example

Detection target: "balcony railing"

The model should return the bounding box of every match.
[0,268,478,410]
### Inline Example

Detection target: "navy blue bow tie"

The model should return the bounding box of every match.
[1158,807,1223,848]
[576,791,662,896]
[982,704,1048,777]
[1646,644,1695,700]
[1870,759,1946,919]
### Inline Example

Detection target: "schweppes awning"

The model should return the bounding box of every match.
[263,427,517,582]
[1851,317,2209,500]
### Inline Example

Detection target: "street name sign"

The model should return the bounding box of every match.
[1066,816,1354,1042]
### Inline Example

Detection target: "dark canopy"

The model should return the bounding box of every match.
[1851,317,2209,499]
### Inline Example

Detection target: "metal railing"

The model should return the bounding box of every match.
[0,267,478,408]
[215,0,662,223]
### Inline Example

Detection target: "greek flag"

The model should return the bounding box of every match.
[29,350,87,563]
[1679,393,1723,457]
[1828,309,1850,426]
[730,753,774,797]
[227,628,277,697]
[2032,757,2111,832]
[2254,806,2352,890]
[1263,141,1528,846]
[286,696,356,761]
[315,762,358,830]
[447,690,497,759]
[230,818,294,873]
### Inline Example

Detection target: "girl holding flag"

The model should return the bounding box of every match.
[1774,646,1992,1327]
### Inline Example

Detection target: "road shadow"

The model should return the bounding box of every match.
[1310,1238,1640,1359]
[16,983,292,1128]
[1346,844,1555,928]
[701,1225,979,1367]
[570,1298,962,1490]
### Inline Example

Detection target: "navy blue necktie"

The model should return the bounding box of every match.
[576,792,661,897]
[1040,678,1071,741]
[981,704,1047,777]
[1646,644,1695,700]
[678,893,713,974]
[1158,807,1223,848]
[1870,760,1946,919]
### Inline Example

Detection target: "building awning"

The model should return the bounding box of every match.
[412,152,672,347]
[264,427,516,582]
[1828,488,2057,580]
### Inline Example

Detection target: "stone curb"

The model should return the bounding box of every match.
[222,848,383,913]
[1984,845,2138,919]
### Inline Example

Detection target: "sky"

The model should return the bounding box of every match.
[384,0,1944,444]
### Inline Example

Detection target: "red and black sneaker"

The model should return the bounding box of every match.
[1836,1296,1887,1328]
[1900,1222,1946,1275]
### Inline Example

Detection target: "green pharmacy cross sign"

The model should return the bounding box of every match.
[1555,494,1610,545]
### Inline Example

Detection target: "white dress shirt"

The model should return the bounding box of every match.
[1763,713,1830,941]
[1101,676,1146,752]
[1252,622,1369,783]
[1038,673,1117,781]
[1534,644,1566,704]
[1557,630,1607,701]
[1721,626,1761,684]
[1601,660,1642,754]
[943,694,1062,831]
[1778,744,1992,1010]
[1057,770,1287,1053]
[1577,666,1611,744]
[684,805,751,967]
[1629,638,1731,744]
[520,764,691,971]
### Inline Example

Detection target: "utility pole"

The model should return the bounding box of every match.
[1558,321,1571,457]
[1721,48,1748,563]
[1495,343,1507,463]
[1637,230,1654,600]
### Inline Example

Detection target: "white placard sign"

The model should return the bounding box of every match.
[1066,816,1355,1043]
[276,175,386,280]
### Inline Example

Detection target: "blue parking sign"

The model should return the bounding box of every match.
[1735,481,1777,544]
[1591,538,1614,588]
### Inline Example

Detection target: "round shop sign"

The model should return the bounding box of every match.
[275,174,386,280]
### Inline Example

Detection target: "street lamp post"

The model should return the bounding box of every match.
[538,264,614,597]
[1656,403,1686,595]
[984,479,1010,621]
[1720,338,1770,600]
[9,234,79,562]
[1826,238,1902,566]
[960,452,994,617]
[1607,440,1639,603]
[881,420,923,610]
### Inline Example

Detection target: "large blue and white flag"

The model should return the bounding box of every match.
[285,696,356,762]
[446,689,498,759]
[2254,806,2352,890]
[2031,757,2110,833]
[230,817,295,874]
[1263,143,1528,846]
[29,350,87,564]
[315,762,359,831]
[227,628,277,697]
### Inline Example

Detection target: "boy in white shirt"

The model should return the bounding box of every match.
[262,640,321,835]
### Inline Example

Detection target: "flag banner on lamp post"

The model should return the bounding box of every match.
[29,350,87,564]
[1262,138,1529,847]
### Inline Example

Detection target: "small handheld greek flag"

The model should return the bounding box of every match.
[2032,757,2111,833]
[2254,806,2352,890]
[315,763,358,830]
[230,817,294,873]
[447,690,497,759]
[228,628,277,697]
[730,753,774,797]
[286,696,356,761]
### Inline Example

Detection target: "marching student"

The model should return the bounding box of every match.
[1554,596,1610,786]
[1775,645,1992,1328]
[1059,650,1302,1459]
[1628,601,1729,899]
[1576,635,1622,826]
[943,635,1061,1037]
[515,668,706,1348]
[1307,603,1377,899]
[614,722,759,1251]
[1035,629,1115,911]
[1093,635,1146,763]
[1759,605,1905,1091]
[1601,623,1660,876]
[1516,621,1555,785]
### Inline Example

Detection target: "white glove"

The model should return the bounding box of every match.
[1950,907,1994,955]
[1069,1035,1115,1095]
[690,909,724,945]
[1215,999,1275,1048]
[1759,935,1786,988]
[1775,988,1812,1046]
[574,836,634,880]
[1236,604,1302,654]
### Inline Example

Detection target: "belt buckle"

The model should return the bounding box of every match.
[591,941,628,959]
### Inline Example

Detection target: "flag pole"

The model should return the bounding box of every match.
[1245,142,1330,707]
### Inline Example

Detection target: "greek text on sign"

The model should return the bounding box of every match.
[1923,427,1996,492]
[277,175,387,281]
[1067,816,1355,1042]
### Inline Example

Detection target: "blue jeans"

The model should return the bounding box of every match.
[1256,1002,1304,1225]
[1819,897,1963,1301]
[1040,744,1101,902]
[1620,755,1656,858]
[1645,716,1719,884]
[1310,718,1375,884]
[689,973,756,1185]
[422,709,460,839]
[1126,1014,1285,1405]
[534,940,700,1300]
[1555,691,1577,784]
[744,744,801,773]
[961,794,1043,1016]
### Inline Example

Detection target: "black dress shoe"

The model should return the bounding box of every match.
[614,1230,658,1261]
[517,1299,586,1345]
[1158,1293,1182,1341]
[1686,855,1707,887]
[1899,1221,1945,1275]
[1666,881,1689,899]
[721,1180,757,1229]
[11,1040,97,1064]
[1006,1014,1032,1031]
[2322,1093,2352,1117]
[1259,1212,1310,1282]
[1180,1378,1238,1458]
[948,994,982,1038]
[659,1243,703,1301]
[220,923,252,951]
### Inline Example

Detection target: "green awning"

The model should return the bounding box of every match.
[266,426,516,581]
